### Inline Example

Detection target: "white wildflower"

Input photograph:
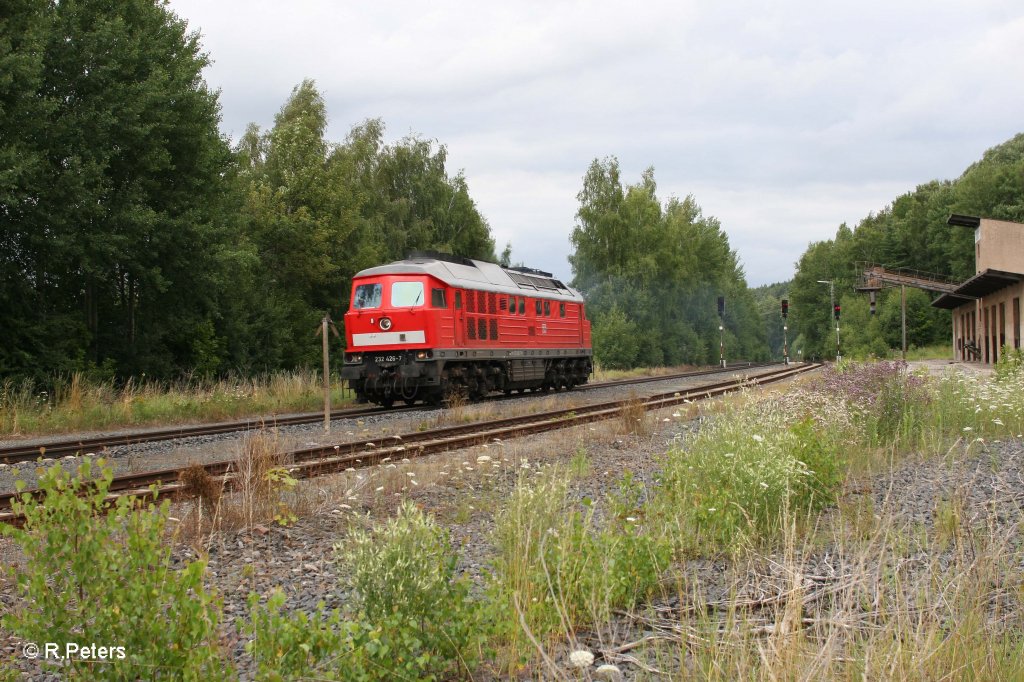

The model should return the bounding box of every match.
[568,650,594,668]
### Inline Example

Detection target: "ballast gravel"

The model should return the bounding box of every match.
[5,365,1018,680]
[0,364,783,493]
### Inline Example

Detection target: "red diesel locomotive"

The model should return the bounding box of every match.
[341,252,593,406]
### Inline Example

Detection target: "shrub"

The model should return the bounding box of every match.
[245,589,469,682]
[1,461,229,680]
[338,501,486,678]
[817,360,930,447]
[592,306,639,370]
[656,408,843,552]
[995,345,1024,380]
[491,470,669,639]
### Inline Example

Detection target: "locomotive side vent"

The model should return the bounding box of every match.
[477,290,486,313]
[489,319,498,339]
[467,292,476,313]
[478,318,487,340]
[467,318,476,339]
[488,293,497,314]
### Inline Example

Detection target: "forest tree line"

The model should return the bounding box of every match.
[787,134,1024,360]
[2,0,770,382]
[1,1,496,382]
[6,2,1023,383]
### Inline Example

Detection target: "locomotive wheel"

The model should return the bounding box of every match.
[381,396,395,408]
[403,397,417,406]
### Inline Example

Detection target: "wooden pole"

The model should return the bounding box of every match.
[901,285,907,361]
[322,315,330,433]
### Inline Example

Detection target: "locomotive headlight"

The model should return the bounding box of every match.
[415,350,433,360]
[345,353,362,363]
[379,317,392,331]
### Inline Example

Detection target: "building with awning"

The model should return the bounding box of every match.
[932,215,1024,364]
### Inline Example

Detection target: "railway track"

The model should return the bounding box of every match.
[0,363,820,524]
[0,362,773,465]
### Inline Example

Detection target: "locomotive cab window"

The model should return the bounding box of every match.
[353,283,382,309]
[391,281,424,307]
[535,300,542,315]
[519,298,525,315]
[559,302,566,317]
[431,288,446,308]
[543,300,551,316]
[455,291,462,309]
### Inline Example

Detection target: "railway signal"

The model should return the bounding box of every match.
[717,296,725,367]
[833,304,841,320]
[781,299,789,365]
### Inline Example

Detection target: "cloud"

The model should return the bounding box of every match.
[170,0,1024,285]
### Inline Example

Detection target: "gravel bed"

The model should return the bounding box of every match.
[0,366,819,679]
[0,365,784,494]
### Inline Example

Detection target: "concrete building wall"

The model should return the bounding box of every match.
[975,218,1024,275]
[951,282,1024,364]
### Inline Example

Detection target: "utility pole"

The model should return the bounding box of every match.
[817,279,841,362]
[317,314,340,433]
[900,285,907,360]
[322,315,331,433]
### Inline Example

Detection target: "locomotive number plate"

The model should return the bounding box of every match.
[374,354,401,364]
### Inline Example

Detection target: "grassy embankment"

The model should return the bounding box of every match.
[0,363,702,437]
[0,371,355,437]
[4,356,1024,679]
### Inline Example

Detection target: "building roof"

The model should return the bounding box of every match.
[353,256,585,303]
[931,268,1023,309]
[947,214,981,228]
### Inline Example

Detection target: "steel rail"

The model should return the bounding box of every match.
[0,362,773,465]
[0,363,819,523]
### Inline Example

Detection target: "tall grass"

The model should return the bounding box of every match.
[7,360,1024,679]
[0,370,355,436]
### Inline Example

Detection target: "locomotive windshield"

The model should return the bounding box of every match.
[391,281,424,307]
[353,283,382,309]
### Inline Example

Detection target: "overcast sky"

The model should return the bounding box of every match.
[167,0,1024,286]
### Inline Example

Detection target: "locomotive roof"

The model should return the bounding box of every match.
[354,256,586,303]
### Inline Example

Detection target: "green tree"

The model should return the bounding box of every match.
[569,158,766,368]
[0,0,232,380]
[789,134,1024,359]
[232,86,497,369]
